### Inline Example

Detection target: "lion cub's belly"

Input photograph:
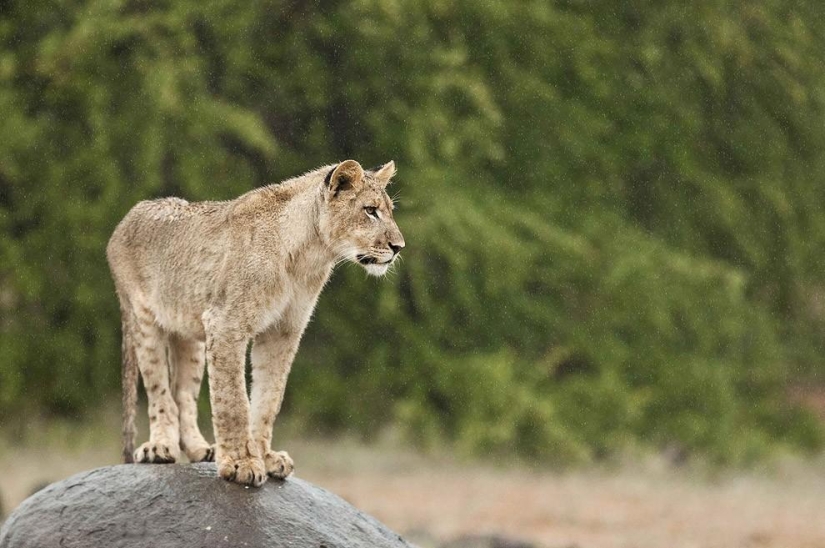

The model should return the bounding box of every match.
[150,287,294,341]
[153,303,207,341]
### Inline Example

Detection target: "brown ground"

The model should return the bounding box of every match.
[1,420,824,548]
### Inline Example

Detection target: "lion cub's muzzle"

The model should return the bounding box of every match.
[357,238,405,266]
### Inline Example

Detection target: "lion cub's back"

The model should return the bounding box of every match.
[131,196,226,223]
[112,196,226,244]
[108,196,230,285]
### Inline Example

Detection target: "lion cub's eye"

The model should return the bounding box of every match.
[364,206,378,219]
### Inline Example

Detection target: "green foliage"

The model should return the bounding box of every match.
[1,0,824,463]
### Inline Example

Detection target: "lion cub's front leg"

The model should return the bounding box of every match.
[250,326,302,479]
[205,323,266,487]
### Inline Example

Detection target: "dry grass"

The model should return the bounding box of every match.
[1,416,824,548]
[290,439,825,548]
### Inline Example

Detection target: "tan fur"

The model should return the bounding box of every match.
[107,160,404,486]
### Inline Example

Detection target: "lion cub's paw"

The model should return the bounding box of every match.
[134,441,179,464]
[186,443,215,463]
[218,454,266,487]
[264,450,294,479]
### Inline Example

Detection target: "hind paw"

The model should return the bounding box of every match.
[135,441,179,464]
[187,444,215,463]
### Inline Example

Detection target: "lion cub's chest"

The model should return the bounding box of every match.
[255,289,293,334]
[253,267,328,335]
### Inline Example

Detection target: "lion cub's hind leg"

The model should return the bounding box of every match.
[170,335,214,462]
[132,302,181,463]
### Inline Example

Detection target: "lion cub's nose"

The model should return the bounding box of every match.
[389,241,405,255]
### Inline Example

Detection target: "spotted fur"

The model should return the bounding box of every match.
[107,160,404,486]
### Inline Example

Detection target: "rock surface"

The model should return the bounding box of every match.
[0,463,413,548]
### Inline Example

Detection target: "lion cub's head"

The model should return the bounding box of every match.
[319,159,405,277]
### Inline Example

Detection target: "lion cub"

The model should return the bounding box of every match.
[107,160,404,486]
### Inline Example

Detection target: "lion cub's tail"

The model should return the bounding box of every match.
[120,307,138,464]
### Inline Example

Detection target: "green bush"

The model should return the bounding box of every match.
[1,0,824,463]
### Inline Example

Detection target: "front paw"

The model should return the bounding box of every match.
[134,441,179,464]
[218,454,266,487]
[264,450,294,479]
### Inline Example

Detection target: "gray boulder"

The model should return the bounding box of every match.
[0,463,413,548]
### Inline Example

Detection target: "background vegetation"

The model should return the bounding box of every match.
[1,0,824,465]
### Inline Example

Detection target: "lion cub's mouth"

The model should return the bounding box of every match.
[356,255,391,266]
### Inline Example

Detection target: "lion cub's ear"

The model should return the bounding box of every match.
[373,161,396,188]
[326,160,364,196]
